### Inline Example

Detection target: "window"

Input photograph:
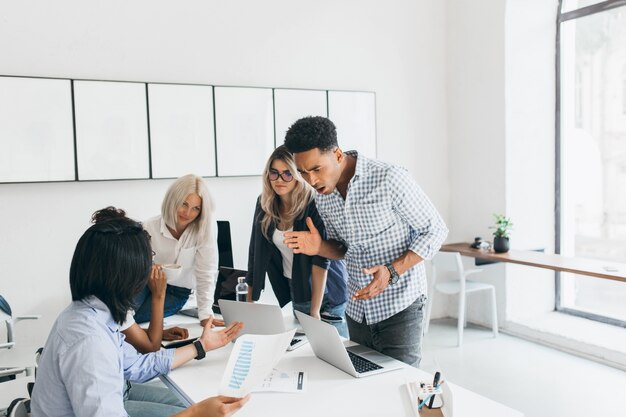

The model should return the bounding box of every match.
[557,0,626,326]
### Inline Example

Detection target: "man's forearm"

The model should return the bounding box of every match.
[391,250,423,275]
[318,239,347,260]
[310,266,327,315]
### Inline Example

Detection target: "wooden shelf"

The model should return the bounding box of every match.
[441,242,626,283]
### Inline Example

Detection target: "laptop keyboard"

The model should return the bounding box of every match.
[348,351,383,373]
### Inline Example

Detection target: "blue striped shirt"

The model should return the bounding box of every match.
[315,151,448,324]
[31,296,174,417]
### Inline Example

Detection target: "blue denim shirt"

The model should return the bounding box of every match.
[31,296,174,417]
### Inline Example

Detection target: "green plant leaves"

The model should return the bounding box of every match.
[490,213,513,238]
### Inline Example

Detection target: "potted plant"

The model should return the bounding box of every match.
[491,214,513,253]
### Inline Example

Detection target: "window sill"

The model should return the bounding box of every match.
[503,312,626,370]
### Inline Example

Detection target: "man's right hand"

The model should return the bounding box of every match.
[283,217,321,255]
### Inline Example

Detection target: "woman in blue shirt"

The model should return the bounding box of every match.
[246,146,349,337]
[31,207,247,417]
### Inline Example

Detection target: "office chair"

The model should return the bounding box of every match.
[0,295,40,351]
[5,397,29,417]
[217,220,234,268]
[2,348,42,417]
[179,220,237,316]
[424,252,498,347]
[1,295,40,383]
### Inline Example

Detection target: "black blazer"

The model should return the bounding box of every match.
[246,197,347,307]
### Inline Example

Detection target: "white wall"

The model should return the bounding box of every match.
[444,0,557,327]
[0,0,449,363]
[444,0,507,324]
[504,0,557,321]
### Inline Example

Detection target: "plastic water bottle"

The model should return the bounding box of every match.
[236,277,248,302]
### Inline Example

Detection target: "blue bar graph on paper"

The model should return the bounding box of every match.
[228,340,254,389]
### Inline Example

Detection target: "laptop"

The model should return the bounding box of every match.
[295,310,403,378]
[218,299,307,351]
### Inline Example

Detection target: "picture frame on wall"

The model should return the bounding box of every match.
[0,76,75,183]
[148,83,217,178]
[328,90,377,158]
[273,88,327,145]
[74,80,150,181]
[214,86,274,177]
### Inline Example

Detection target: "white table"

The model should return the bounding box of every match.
[161,324,523,417]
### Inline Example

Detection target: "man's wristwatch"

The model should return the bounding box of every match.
[193,339,206,360]
[385,263,400,285]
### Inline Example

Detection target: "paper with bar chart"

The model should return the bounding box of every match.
[219,328,296,397]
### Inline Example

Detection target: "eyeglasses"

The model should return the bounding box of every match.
[268,169,294,182]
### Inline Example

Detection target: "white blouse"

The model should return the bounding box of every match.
[272,227,294,279]
[143,215,218,321]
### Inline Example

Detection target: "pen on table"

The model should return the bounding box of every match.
[428,371,441,408]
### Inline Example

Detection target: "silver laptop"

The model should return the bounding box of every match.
[295,310,403,377]
[218,299,307,351]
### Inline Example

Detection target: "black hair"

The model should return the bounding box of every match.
[70,207,152,325]
[284,116,338,153]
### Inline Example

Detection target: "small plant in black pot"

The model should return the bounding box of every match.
[491,214,513,253]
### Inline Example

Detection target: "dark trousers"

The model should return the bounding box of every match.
[346,295,427,367]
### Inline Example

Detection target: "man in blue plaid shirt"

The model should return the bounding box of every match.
[284,116,448,367]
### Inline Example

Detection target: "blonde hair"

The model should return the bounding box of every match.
[162,174,214,245]
[260,146,314,239]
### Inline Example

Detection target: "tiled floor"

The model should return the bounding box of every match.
[422,319,626,417]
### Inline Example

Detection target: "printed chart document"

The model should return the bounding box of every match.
[219,329,296,397]
[251,369,307,393]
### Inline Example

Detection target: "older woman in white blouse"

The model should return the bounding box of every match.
[129,174,220,329]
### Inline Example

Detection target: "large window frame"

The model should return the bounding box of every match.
[556,0,626,328]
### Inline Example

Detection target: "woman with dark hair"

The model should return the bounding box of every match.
[246,146,349,337]
[90,207,189,353]
[31,207,247,417]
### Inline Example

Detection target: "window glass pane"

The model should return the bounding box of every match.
[560,7,626,321]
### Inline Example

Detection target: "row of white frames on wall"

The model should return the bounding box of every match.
[0,76,376,183]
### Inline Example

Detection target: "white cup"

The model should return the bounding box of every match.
[161,263,182,280]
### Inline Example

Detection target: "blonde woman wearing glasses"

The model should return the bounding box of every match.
[246,146,348,337]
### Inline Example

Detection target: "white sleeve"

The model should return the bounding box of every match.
[119,309,136,331]
[194,221,218,320]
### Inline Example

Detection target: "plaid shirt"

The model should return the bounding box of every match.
[315,151,448,324]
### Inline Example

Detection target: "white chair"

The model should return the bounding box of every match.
[425,252,498,347]
[1,295,40,384]
[1,295,40,351]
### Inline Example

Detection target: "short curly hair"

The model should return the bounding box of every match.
[284,116,338,153]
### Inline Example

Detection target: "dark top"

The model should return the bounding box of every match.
[246,197,348,307]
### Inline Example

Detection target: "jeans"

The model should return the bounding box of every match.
[124,381,185,417]
[292,298,349,338]
[346,294,427,367]
[133,284,191,324]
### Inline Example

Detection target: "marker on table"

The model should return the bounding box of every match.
[428,371,441,408]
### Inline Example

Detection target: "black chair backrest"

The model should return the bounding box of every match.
[217,220,234,268]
